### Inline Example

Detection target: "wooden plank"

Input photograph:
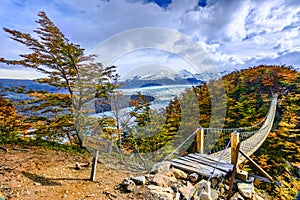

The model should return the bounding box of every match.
[188,154,233,169]
[209,152,232,163]
[171,159,215,176]
[184,155,233,172]
[177,157,227,176]
[194,153,231,164]
[171,158,226,177]
[170,161,219,178]
[193,153,233,166]
[170,161,211,177]
[183,155,231,172]
[82,136,112,153]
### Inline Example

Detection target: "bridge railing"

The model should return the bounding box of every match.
[196,95,278,163]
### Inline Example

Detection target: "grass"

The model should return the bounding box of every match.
[0,136,89,154]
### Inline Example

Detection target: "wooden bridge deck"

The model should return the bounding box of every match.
[170,95,278,177]
[170,153,233,178]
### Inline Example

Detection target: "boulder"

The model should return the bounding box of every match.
[198,192,212,200]
[189,172,199,182]
[163,170,176,178]
[210,189,219,200]
[175,192,180,200]
[120,178,136,192]
[230,192,244,200]
[237,182,254,199]
[131,176,146,185]
[194,180,211,194]
[152,173,177,187]
[148,185,174,200]
[150,161,171,174]
[178,181,196,200]
[169,168,188,179]
[211,178,219,188]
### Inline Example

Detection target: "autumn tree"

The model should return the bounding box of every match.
[0,12,117,145]
[0,95,28,142]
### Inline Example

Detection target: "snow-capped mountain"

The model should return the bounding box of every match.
[133,68,180,81]
[120,65,231,88]
[179,69,195,78]
[122,65,182,81]
[194,70,230,81]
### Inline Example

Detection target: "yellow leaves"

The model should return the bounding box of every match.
[278,121,294,129]
[29,91,43,97]
[0,96,27,136]
[268,131,277,138]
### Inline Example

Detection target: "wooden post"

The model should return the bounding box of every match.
[231,131,240,164]
[239,149,277,185]
[196,127,204,154]
[90,150,99,181]
[227,142,241,200]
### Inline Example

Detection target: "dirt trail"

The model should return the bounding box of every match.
[0,145,147,200]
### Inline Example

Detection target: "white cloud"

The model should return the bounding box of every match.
[0,68,46,79]
[1,0,300,79]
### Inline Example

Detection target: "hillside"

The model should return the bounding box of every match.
[214,65,300,198]
[0,145,145,200]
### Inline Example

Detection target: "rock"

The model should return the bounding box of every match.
[121,178,136,192]
[211,178,219,188]
[194,180,211,194]
[148,185,174,193]
[75,162,81,170]
[175,192,180,200]
[230,192,244,200]
[152,173,177,187]
[150,161,171,174]
[194,180,213,200]
[224,184,230,191]
[169,168,188,179]
[171,185,178,192]
[219,183,225,195]
[198,192,212,200]
[131,176,146,185]
[145,174,154,181]
[178,181,197,200]
[34,182,41,186]
[210,189,219,200]
[148,185,174,200]
[163,170,175,178]
[252,193,264,200]
[237,182,254,199]
[189,172,199,182]
[86,193,95,197]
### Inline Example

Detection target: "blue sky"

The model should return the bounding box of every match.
[1,0,300,79]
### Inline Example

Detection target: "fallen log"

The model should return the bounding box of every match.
[13,147,30,152]
[0,147,8,152]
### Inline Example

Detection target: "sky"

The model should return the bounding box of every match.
[1,0,300,79]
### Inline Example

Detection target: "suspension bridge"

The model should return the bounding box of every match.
[170,94,278,178]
